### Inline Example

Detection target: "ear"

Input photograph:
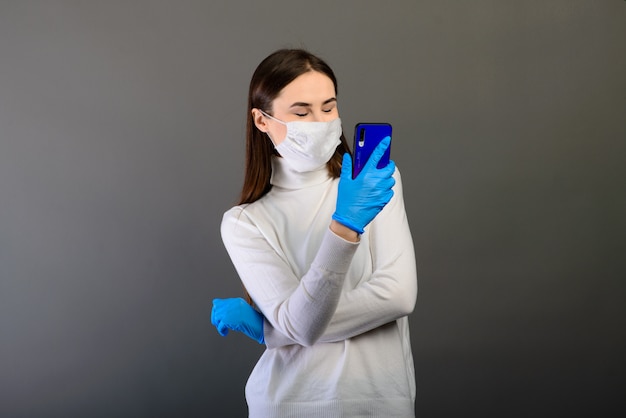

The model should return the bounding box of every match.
[251,108,269,133]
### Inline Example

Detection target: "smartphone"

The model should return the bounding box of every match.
[352,123,392,179]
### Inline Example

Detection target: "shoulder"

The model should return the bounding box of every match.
[221,201,270,245]
[221,205,252,239]
[392,165,405,194]
[222,204,246,223]
[392,165,403,181]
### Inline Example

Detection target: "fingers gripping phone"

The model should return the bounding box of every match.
[352,123,392,179]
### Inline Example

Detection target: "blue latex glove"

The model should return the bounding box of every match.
[332,136,396,234]
[211,298,265,344]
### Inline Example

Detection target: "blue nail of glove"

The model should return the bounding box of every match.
[211,298,265,344]
[332,136,396,234]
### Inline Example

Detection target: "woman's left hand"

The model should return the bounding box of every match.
[211,298,265,344]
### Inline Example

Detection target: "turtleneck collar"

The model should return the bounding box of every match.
[270,156,332,190]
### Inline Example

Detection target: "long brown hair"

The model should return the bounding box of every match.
[238,49,351,205]
[238,49,351,305]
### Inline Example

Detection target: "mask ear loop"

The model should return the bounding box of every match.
[259,109,286,125]
[258,109,286,147]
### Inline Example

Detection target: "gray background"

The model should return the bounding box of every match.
[1,1,625,417]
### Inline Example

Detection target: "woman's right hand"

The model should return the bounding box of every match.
[332,137,396,234]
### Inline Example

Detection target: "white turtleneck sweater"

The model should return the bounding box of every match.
[220,156,418,417]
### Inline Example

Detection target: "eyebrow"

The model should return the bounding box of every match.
[289,98,337,108]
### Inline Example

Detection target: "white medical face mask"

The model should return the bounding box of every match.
[260,110,342,173]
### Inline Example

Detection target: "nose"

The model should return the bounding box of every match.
[309,112,322,122]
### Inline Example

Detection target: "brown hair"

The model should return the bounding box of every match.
[238,49,350,305]
[238,49,351,205]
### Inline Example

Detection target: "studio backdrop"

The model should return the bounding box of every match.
[1,1,624,417]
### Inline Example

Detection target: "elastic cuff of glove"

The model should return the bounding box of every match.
[331,214,364,234]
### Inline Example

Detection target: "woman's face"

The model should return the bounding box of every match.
[252,70,339,146]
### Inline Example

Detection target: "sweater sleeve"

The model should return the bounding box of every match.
[221,207,360,347]
[264,168,418,348]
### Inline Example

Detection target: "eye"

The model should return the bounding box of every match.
[294,112,308,117]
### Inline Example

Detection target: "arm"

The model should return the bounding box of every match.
[221,213,358,347]
[217,140,396,347]
[264,168,417,348]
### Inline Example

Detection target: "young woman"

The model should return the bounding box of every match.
[211,49,418,417]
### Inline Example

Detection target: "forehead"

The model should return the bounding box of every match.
[274,71,336,104]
